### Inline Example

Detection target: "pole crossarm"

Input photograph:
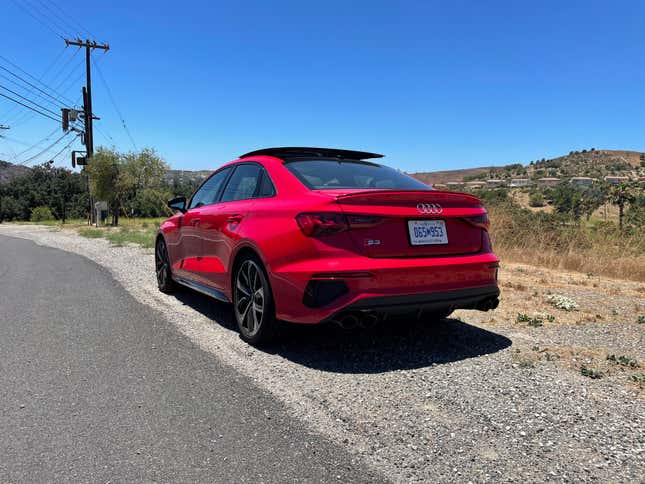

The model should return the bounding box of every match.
[64,39,110,51]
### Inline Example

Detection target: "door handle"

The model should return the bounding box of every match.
[191,218,201,226]
[228,214,244,224]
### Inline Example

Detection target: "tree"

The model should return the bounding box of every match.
[0,163,87,222]
[85,148,127,226]
[552,184,584,221]
[607,182,638,231]
[86,147,170,225]
[30,206,54,222]
[0,196,25,222]
[624,192,645,229]
[122,148,169,218]
[579,185,606,221]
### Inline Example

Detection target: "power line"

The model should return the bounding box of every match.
[0,60,71,106]
[0,49,68,117]
[3,50,83,127]
[32,0,79,37]
[95,125,116,145]
[0,83,61,118]
[9,0,64,39]
[16,131,73,165]
[25,0,71,37]
[92,57,137,151]
[8,126,60,160]
[0,91,59,123]
[44,48,81,92]
[36,0,95,39]
[0,134,44,147]
[0,48,71,125]
[44,0,96,39]
[47,133,80,164]
[0,72,61,119]
[52,56,84,96]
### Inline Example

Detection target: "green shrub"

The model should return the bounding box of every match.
[29,206,55,222]
[580,366,603,379]
[529,191,545,207]
[606,354,638,367]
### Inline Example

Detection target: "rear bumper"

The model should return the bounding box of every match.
[342,285,499,312]
[270,252,500,323]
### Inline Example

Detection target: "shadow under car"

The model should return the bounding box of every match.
[171,286,512,374]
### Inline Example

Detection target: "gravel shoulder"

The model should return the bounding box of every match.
[1,223,643,483]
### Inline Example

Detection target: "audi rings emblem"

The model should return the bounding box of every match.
[416,203,443,214]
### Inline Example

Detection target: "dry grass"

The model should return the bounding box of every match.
[71,218,163,249]
[488,204,645,281]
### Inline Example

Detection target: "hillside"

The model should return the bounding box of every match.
[409,166,496,185]
[411,149,645,185]
[163,169,211,184]
[3,149,643,188]
[0,160,30,184]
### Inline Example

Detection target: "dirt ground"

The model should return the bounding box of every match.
[1,224,643,482]
[460,262,644,391]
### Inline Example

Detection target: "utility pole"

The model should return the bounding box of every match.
[63,39,109,160]
[63,38,109,223]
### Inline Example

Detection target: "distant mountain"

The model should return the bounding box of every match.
[410,149,645,185]
[4,149,643,189]
[410,166,496,185]
[0,160,30,185]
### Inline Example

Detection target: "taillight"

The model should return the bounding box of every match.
[296,213,349,236]
[462,213,490,231]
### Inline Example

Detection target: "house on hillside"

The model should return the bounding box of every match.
[569,176,594,187]
[638,176,645,184]
[432,183,448,190]
[465,181,486,190]
[604,175,630,184]
[538,177,560,186]
[487,179,505,188]
[446,181,465,190]
[509,178,532,187]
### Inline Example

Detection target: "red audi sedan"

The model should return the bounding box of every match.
[156,147,499,344]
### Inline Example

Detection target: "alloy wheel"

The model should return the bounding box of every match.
[235,260,265,338]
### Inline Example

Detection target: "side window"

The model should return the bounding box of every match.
[188,167,231,209]
[221,164,263,202]
[257,170,276,198]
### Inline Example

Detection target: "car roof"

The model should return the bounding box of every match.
[239,147,383,161]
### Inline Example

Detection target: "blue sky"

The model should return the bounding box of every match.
[1,0,644,172]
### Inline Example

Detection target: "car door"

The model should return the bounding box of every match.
[199,163,273,290]
[174,167,232,282]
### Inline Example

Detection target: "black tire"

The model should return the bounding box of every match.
[233,254,277,345]
[155,237,176,293]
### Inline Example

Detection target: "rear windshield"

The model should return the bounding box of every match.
[284,159,431,190]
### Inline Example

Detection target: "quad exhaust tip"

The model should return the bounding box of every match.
[330,296,500,329]
[476,297,500,311]
[330,312,379,330]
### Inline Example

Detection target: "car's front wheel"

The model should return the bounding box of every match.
[233,255,277,345]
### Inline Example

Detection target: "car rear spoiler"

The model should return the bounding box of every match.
[239,147,384,160]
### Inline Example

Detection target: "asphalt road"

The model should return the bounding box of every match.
[0,235,378,483]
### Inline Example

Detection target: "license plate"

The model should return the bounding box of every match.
[408,220,448,245]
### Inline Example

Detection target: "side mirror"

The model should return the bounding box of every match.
[167,196,187,214]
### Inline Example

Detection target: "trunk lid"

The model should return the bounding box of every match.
[329,189,487,257]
